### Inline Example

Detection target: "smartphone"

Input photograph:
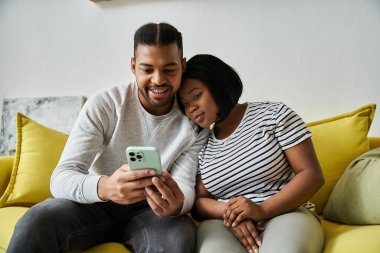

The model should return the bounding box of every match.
[126,146,162,175]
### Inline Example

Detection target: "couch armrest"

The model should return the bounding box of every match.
[0,156,14,197]
[369,137,380,150]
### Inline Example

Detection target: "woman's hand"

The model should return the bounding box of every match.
[228,219,264,253]
[224,196,265,227]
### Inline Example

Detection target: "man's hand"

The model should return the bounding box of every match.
[224,196,266,227]
[145,171,184,217]
[97,164,155,204]
[229,219,264,253]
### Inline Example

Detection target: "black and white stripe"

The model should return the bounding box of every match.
[198,102,312,205]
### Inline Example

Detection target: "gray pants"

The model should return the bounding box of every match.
[7,198,196,253]
[197,207,324,253]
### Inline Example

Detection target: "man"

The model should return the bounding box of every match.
[7,23,208,253]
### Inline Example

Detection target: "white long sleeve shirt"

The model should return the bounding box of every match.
[51,82,208,214]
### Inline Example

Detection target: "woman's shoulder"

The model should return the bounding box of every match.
[247,101,297,117]
[245,101,283,117]
[248,101,286,109]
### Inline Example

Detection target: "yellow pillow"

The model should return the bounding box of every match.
[0,113,68,207]
[307,104,376,214]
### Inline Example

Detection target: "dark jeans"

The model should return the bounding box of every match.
[6,198,196,253]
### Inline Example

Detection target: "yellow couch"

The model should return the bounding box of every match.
[1,104,380,253]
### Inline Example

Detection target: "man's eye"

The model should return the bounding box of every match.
[142,69,152,73]
[165,69,176,73]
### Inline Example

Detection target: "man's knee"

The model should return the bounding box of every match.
[16,198,73,229]
[169,215,196,246]
[148,215,196,253]
[7,199,74,253]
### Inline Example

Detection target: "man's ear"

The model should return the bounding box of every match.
[131,57,136,74]
[181,57,186,72]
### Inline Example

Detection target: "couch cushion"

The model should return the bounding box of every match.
[307,104,376,214]
[0,113,68,207]
[0,156,14,197]
[0,206,29,252]
[82,243,131,253]
[323,148,380,224]
[321,217,380,253]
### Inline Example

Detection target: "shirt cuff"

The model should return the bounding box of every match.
[82,175,103,203]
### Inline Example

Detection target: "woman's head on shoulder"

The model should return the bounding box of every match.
[177,54,243,128]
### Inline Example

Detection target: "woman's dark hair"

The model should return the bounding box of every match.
[178,54,243,123]
[134,22,183,57]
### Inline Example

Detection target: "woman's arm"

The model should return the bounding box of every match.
[225,138,324,224]
[259,137,324,220]
[191,174,226,221]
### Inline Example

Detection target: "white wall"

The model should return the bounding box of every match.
[0,0,379,135]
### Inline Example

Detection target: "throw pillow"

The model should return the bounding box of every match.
[0,113,68,207]
[307,104,376,214]
[323,148,380,224]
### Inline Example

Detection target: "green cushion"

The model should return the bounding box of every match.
[323,148,380,224]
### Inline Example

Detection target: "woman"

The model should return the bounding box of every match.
[177,54,325,253]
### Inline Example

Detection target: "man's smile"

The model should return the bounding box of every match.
[148,86,171,99]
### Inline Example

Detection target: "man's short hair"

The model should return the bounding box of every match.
[134,22,183,57]
[179,54,243,123]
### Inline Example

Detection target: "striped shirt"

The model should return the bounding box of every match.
[198,102,312,206]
